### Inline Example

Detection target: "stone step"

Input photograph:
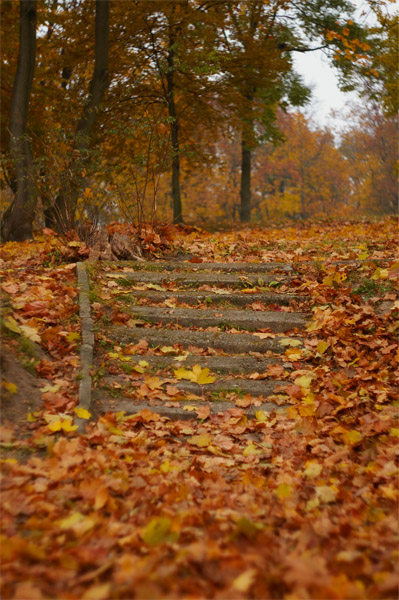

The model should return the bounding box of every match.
[104,354,291,375]
[125,306,307,332]
[98,376,286,400]
[91,392,285,420]
[100,374,285,397]
[116,271,291,288]
[107,326,302,354]
[127,290,306,307]
[121,261,293,273]
[172,378,285,398]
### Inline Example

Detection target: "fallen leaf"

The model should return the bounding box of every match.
[2,381,17,394]
[303,461,323,478]
[232,568,257,592]
[74,407,91,419]
[315,485,338,504]
[82,583,111,600]
[279,338,302,347]
[142,517,175,547]
[188,433,212,447]
[174,365,215,384]
[276,483,291,499]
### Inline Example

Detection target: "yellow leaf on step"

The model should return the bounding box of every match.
[192,365,215,384]
[285,347,302,360]
[160,346,176,354]
[279,338,302,347]
[2,381,17,394]
[174,365,215,384]
[74,407,91,419]
[48,418,78,433]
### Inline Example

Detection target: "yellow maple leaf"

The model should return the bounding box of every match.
[243,443,261,457]
[303,461,322,478]
[285,347,302,360]
[66,331,80,342]
[279,338,302,347]
[19,325,41,343]
[276,482,291,499]
[188,433,212,447]
[295,374,313,389]
[74,407,91,419]
[58,512,84,530]
[160,346,176,354]
[82,584,111,600]
[174,365,215,384]
[193,365,215,384]
[315,485,338,504]
[255,410,268,422]
[316,341,328,355]
[343,429,363,446]
[145,376,163,390]
[48,418,78,433]
[142,517,175,547]
[371,267,388,281]
[2,381,17,394]
[232,569,257,592]
[3,316,21,334]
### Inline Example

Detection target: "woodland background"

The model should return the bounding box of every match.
[0,0,398,240]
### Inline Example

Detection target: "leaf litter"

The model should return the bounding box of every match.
[0,218,398,599]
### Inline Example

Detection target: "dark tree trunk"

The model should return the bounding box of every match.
[1,1,37,242]
[240,139,252,223]
[167,32,183,224]
[239,91,254,224]
[45,0,109,232]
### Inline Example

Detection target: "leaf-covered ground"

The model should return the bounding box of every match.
[1,219,398,599]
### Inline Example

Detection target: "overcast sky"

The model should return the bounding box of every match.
[292,0,392,129]
[293,50,359,129]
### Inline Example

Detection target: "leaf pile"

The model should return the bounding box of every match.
[1,218,398,599]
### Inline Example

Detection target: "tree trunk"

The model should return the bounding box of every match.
[239,92,254,224]
[45,0,109,232]
[1,1,37,242]
[167,32,183,224]
[240,139,252,223]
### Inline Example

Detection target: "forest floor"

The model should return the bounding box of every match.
[0,218,398,600]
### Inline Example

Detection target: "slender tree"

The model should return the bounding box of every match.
[218,0,373,223]
[1,1,37,242]
[45,0,109,232]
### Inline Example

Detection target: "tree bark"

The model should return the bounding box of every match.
[239,88,255,224]
[1,1,37,242]
[240,138,252,223]
[45,0,109,232]
[167,31,183,224]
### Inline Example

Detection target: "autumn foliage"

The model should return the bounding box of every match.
[0,1,397,237]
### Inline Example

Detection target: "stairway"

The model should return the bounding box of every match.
[90,260,309,419]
